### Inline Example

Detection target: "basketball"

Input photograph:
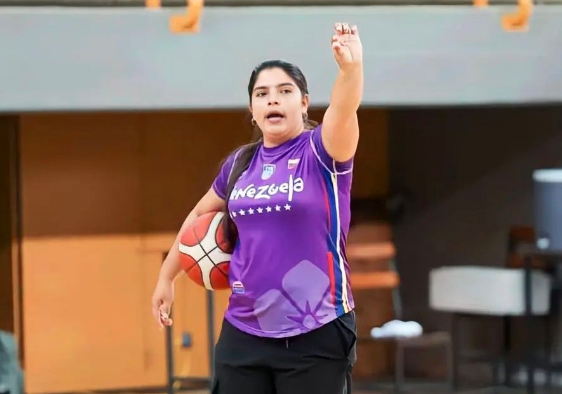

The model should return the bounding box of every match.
[178,211,233,290]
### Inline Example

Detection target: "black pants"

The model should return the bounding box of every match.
[213,311,357,394]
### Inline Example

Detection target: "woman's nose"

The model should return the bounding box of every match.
[268,92,279,105]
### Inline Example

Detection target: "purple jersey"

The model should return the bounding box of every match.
[212,124,355,338]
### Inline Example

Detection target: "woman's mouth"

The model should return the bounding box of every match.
[266,111,285,124]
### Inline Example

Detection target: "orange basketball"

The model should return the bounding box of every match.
[178,211,233,290]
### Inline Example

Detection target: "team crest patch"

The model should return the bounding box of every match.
[232,281,245,294]
[261,164,276,180]
[288,158,300,170]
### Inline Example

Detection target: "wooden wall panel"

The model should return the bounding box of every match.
[352,108,389,198]
[20,114,142,237]
[19,109,388,393]
[20,114,147,393]
[21,236,147,391]
[0,116,20,338]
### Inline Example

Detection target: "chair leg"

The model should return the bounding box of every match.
[544,314,553,391]
[445,336,455,393]
[451,313,461,391]
[394,341,405,393]
[503,315,512,387]
[492,358,500,388]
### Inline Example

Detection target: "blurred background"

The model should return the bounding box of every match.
[1,1,562,394]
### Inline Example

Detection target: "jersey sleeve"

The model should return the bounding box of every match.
[212,149,240,200]
[309,124,354,174]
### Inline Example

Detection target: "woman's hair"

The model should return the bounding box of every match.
[222,59,319,246]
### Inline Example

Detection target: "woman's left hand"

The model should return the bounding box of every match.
[331,23,363,70]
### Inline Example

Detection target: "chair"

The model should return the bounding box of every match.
[429,226,554,391]
[348,223,453,392]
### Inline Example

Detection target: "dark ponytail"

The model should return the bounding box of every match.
[303,114,319,131]
[222,59,318,248]
[222,125,262,247]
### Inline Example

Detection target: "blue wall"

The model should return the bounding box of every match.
[1,5,561,112]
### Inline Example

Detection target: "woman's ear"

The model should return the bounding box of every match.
[301,94,310,112]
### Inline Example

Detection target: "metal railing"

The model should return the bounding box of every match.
[0,0,551,33]
[0,0,560,6]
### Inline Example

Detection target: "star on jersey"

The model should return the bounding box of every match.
[230,205,292,218]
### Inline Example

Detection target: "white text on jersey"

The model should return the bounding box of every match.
[230,175,304,202]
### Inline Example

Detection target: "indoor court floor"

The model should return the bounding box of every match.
[105,385,553,394]
[150,388,551,394]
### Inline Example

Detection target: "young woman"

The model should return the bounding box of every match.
[152,22,363,394]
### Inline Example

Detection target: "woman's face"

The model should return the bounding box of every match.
[249,67,309,144]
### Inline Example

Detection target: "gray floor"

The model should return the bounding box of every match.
[176,386,555,394]
[354,384,556,394]
[356,390,552,394]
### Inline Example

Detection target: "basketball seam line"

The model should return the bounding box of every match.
[196,243,218,265]
[195,243,229,277]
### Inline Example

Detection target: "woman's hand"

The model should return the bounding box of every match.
[321,22,363,163]
[151,277,175,328]
[331,23,363,71]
